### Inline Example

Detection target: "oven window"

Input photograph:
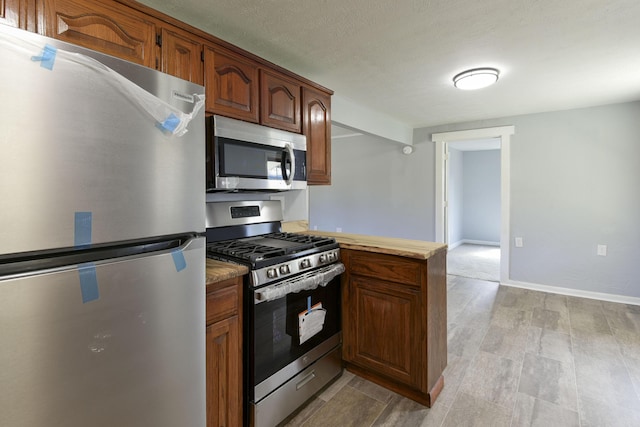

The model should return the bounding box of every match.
[251,277,341,386]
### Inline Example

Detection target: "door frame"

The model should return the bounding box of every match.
[432,126,514,282]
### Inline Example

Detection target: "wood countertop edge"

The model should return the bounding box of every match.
[205,259,248,286]
[281,224,448,260]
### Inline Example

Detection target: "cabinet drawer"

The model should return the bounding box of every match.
[206,280,240,325]
[349,252,422,287]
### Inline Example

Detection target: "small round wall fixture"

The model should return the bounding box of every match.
[402,145,413,155]
[453,67,500,90]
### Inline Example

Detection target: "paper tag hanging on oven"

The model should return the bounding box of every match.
[298,296,326,345]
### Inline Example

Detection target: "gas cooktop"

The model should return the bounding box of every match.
[206,232,339,269]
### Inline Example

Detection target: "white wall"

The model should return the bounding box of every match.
[310,100,640,300]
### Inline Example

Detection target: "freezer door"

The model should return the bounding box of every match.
[0,26,205,256]
[0,237,206,427]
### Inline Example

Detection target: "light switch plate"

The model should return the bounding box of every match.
[597,244,607,256]
[515,237,523,247]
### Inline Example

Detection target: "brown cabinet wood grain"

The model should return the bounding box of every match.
[302,86,331,185]
[204,44,259,122]
[260,68,301,133]
[206,276,243,427]
[341,249,447,407]
[158,26,203,84]
[1,0,20,28]
[44,0,156,68]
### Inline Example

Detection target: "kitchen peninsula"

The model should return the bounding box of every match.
[282,224,448,407]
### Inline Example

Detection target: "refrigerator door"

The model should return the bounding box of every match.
[0,237,206,427]
[0,26,205,256]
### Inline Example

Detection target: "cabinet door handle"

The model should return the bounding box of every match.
[296,371,316,390]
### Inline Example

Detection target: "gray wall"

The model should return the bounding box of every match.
[310,100,640,299]
[448,148,464,245]
[309,133,434,240]
[462,150,501,243]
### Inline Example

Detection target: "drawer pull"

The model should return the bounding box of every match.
[296,371,316,390]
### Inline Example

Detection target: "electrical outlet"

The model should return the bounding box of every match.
[336,227,342,232]
[597,244,607,256]
[515,237,523,247]
[312,225,318,231]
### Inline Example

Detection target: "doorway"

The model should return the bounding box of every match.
[432,126,514,283]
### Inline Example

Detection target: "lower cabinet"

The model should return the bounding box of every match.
[206,276,243,427]
[341,248,447,407]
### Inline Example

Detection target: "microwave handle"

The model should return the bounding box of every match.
[283,144,295,186]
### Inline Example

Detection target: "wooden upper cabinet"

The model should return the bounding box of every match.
[159,26,203,85]
[43,0,156,68]
[302,86,331,185]
[260,68,301,133]
[1,0,20,28]
[2,0,39,31]
[203,44,259,122]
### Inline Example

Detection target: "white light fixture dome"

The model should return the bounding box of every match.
[453,68,500,90]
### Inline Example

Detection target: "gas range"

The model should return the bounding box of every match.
[204,200,341,287]
[206,231,340,287]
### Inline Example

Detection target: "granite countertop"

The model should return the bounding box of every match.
[206,259,248,286]
[282,221,447,260]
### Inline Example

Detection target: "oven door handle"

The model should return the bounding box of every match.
[255,263,345,303]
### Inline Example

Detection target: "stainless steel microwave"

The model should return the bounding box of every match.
[206,115,307,192]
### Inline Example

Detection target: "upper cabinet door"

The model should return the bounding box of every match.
[44,0,156,68]
[2,0,39,31]
[159,26,203,85]
[302,87,331,185]
[203,44,259,123]
[260,69,301,133]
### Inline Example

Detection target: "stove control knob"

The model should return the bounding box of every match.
[267,268,278,279]
[319,254,327,264]
[328,252,336,262]
[300,259,312,269]
[279,265,290,275]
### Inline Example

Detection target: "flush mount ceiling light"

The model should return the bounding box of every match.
[453,67,500,90]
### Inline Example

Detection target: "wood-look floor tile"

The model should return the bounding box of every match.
[526,327,573,363]
[569,309,612,334]
[574,352,639,409]
[458,351,521,409]
[281,397,325,427]
[518,352,577,410]
[511,392,579,427]
[447,322,488,359]
[570,327,623,362]
[371,394,429,427]
[300,386,385,427]
[496,286,544,311]
[419,401,450,427]
[624,355,640,400]
[489,306,532,330]
[441,392,511,427]
[348,375,395,404]
[317,370,354,402]
[531,307,571,334]
[479,324,528,363]
[437,354,471,407]
[578,394,640,427]
[539,293,569,313]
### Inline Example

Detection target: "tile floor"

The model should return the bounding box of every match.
[281,275,640,426]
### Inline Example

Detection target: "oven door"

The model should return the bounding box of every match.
[248,270,342,403]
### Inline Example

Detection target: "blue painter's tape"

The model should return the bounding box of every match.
[172,249,187,272]
[74,212,92,248]
[160,113,181,133]
[79,263,99,303]
[307,296,311,312]
[31,44,58,70]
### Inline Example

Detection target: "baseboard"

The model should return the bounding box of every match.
[449,240,464,250]
[461,239,500,247]
[501,279,640,306]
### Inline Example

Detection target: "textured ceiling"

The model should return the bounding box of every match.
[140,0,640,129]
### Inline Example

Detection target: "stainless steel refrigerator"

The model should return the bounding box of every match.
[0,25,206,426]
